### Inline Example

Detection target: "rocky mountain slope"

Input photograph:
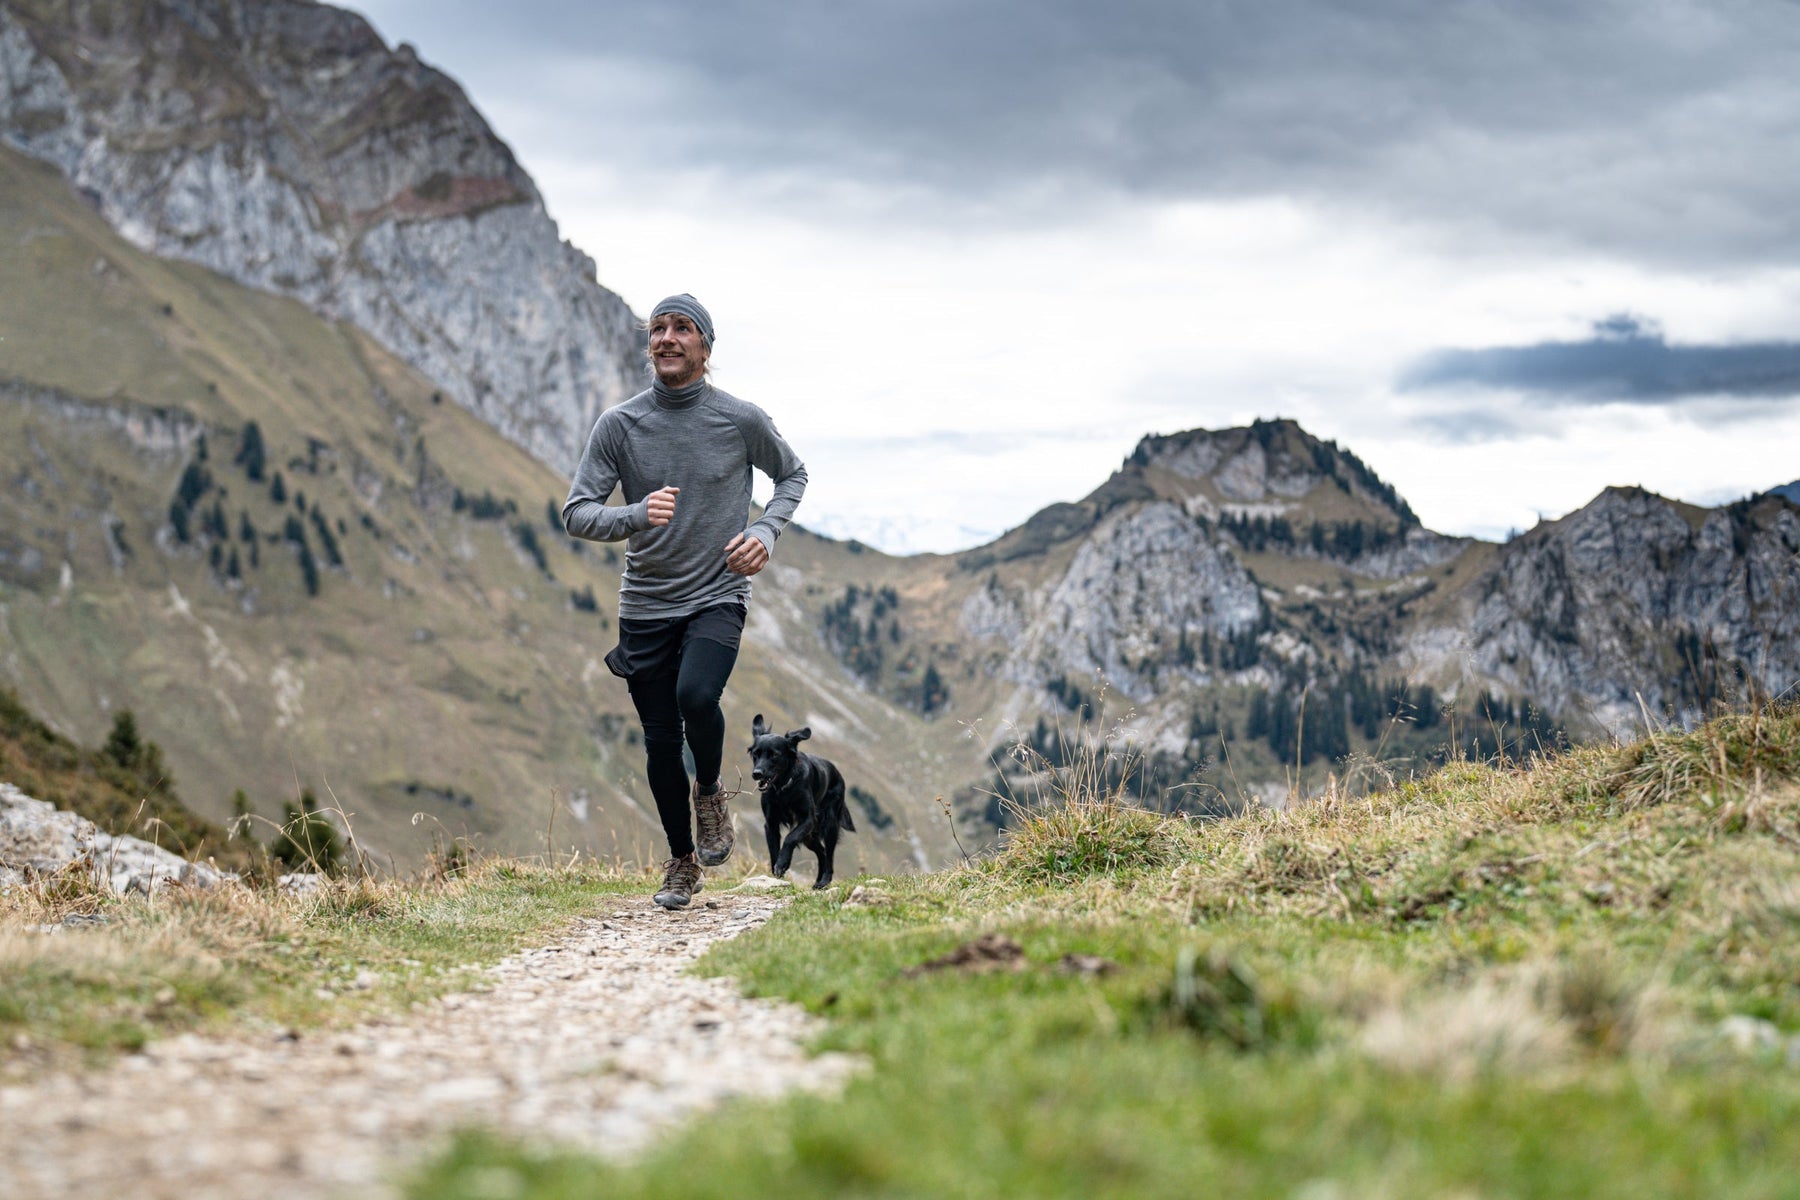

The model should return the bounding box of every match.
[0,0,644,469]
[1404,486,1800,734]
[813,418,1798,822]
[0,144,978,870]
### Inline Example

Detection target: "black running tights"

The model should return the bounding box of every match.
[625,637,739,859]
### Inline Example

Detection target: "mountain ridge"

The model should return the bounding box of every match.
[0,0,645,470]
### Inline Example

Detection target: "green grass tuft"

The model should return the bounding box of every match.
[996,792,1191,881]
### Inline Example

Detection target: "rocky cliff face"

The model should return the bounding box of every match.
[1407,487,1800,734]
[957,420,1446,710]
[0,0,644,469]
[972,502,1264,703]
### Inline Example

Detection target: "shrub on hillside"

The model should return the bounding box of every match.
[272,789,343,874]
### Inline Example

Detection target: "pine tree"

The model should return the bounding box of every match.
[1246,689,1271,740]
[298,541,319,596]
[919,663,948,715]
[235,421,266,481]
[103,710,143,771]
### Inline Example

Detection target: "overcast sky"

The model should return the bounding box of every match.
[353,0,1800,553]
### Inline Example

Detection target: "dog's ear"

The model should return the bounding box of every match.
[752,713,768,737]
[788,726,812,743]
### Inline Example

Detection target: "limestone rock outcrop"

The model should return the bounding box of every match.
[1013,502,1263,701]
[0,781,233,893]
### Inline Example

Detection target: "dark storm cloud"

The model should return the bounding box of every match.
[353,0,1800,266]
[1399,315,1800,404]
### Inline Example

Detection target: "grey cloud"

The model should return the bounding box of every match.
[353,0,1800,267]
[1398,314,1800,404]
[1403,405,1537,445]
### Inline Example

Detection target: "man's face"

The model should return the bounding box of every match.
[649,312,708,386]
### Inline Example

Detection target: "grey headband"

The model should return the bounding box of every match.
[651,293,715,348]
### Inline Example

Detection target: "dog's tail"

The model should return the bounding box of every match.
[830,768,855,832]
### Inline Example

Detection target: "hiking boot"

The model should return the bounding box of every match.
[693,782,736,866]
[653,854,702,909]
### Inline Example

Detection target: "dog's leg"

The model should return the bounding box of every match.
[813,819,841,889]
[776,816,815,877]
[761,799,783,875]
[812,769,848,888]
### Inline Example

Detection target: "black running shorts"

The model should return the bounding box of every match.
[603,601,747,681]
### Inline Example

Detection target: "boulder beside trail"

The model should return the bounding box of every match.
[0,782,234,895]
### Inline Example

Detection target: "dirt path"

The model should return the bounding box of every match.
[0,887,856,1200]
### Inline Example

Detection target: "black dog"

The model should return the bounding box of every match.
[749,714,854,888]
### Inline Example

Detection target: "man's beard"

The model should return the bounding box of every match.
[656,352,705,385]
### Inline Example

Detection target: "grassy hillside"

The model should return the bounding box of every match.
[0,143,979,871]
[415,702,1800,1198]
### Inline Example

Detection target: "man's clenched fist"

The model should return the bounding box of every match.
[646,485,679,526]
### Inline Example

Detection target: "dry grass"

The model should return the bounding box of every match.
[0,856,638,1066]
[962,700,1800,1051]
[1136,701,1800,922]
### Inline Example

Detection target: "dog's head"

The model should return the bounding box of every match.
[749,713,811,792]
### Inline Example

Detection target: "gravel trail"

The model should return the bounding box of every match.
[0,887,854,1200]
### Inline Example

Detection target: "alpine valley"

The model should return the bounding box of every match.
[2,0,1797,873]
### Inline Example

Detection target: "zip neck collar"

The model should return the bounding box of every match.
[651,376,711,410]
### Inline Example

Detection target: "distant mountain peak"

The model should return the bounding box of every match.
[960,417,1424,570]
[1127,417,1420,527]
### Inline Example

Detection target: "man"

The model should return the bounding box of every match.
[563,294,807,908]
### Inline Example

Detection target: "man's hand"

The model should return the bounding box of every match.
[645,486,679,527]
[724,532,769,576]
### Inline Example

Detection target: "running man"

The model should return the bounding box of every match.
[562,294,808,908]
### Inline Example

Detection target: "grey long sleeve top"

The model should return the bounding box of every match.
[561,380,808,619]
